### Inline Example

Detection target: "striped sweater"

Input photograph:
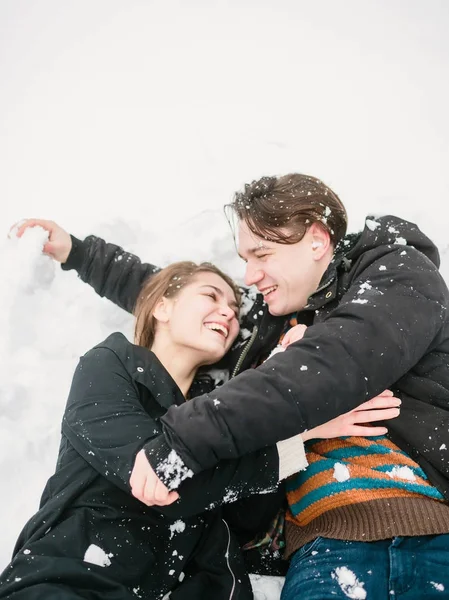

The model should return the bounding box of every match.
[286,434,444,527]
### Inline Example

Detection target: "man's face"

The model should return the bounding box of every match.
[238,220,328,316]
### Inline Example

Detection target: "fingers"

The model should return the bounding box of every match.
[348,425,389,436]
[130,449,179,507]
[141,477,179,506]
[354,395,401,411]
[12,219,54,239]
[350,407,400,423]
[282,324,307,347]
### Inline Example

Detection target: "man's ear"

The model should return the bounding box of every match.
[309,222,332,259]
[153,297,172,324]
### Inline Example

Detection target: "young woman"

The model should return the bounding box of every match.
[0,261,399,600]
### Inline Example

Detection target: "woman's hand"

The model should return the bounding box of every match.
[10,218,72,263]
[130,449,180,506]
[301,390,401,442]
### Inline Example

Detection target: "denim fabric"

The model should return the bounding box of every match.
[281,535,449,599]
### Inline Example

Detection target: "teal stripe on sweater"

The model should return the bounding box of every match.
[286,460,336,491]
[318,443,411,462]
[289,477,444,517]
[373,464,428,480]
[285,455,428,494]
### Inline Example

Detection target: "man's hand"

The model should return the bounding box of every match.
[10,219,72,263]
[130,449,180,506]
[301,390,401,441]
[281,323,308,347]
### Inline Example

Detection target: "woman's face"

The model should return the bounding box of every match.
[160,271,240,365]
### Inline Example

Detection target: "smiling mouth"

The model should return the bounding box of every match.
[204,322,229,338]
[261,285,278,299]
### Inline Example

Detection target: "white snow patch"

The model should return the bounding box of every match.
[156,450,193,490]
[300,365,308,371]
[386,466,416,481]
[332,566,367,599]
[169,519,186,539]
[207,368,229,386]
[439,444,447,450]
[395,237,407,245]
[250,574,284,600]
[430,582,445,592]
[366,219,380,231]
[83,544,113,567]
[333,462,351,482]
[352,298,368,304]
[379,265,387,271]
[357,282,372,294]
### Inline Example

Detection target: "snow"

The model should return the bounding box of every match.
[333,462,351,482]
[430,582,445,592]
[2,3,449,600]
[83,544,113,567]
[332,566,367,599]
[365,219,380,231]
[155,450,194,490]
[169,520,186,540]
[386,466,416,482]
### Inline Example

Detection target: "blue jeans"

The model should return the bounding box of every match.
[281,535,449,599]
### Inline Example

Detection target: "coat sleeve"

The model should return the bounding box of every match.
[153,446,281,519]
[146,246,449,475]
[61,235,160,313]
[61,346,161,492]
[62,346,303,513]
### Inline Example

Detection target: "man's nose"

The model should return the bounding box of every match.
[244,264,264,287]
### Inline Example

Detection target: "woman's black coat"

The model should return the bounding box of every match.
[0,334,281,600]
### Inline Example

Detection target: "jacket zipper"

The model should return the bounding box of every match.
[231,326,259,378]
[314,276,334,295]
[222,518,236,600]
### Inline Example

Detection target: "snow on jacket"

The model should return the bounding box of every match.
[0,334,283,600]
[60,215,449,500]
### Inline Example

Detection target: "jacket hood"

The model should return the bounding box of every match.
[343,215,440,268]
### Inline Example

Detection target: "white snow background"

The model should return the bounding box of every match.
[1,1,449,598]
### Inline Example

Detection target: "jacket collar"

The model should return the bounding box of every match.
[98,333,186,410]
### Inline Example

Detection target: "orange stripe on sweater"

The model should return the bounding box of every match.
[286,465,431,507]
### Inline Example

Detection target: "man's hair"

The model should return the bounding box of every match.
[134,261,240,349]
[227,173,348,246]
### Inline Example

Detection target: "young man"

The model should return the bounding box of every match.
[18,174,449,598]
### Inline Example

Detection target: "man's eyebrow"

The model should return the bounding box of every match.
[199,285,239,311]
[238,244,269,260]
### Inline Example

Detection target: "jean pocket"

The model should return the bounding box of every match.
[294,536,322,561]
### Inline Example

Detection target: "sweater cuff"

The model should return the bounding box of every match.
[61,235,86,272]
[143,436,194,491]
[276,433,309,481]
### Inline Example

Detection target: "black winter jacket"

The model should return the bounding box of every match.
[0,334,283,600]
[61,215,449,499]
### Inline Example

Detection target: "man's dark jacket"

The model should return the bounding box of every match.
[62,215,449,499]
[0,334,283,600]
